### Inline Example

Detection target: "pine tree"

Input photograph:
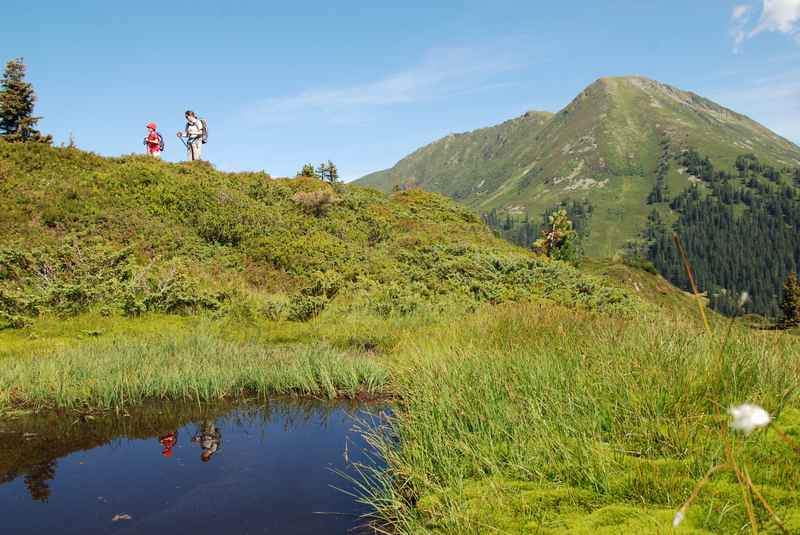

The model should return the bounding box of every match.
[298,163,317,177]
[0,58,51,144]
[533,209,578,262]
[781,272,800,328]
[324,160,339,184]
[316,162,329,181]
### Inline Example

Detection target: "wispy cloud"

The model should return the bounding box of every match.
[733,4,753,19]
[731,4,754,52]
[730,0,800,51]
[243,45,522,124]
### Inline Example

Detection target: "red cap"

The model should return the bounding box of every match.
[162,448,173,458]
[147,122,157,130]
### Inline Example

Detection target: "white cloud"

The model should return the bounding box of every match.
[732,0,800,50]
[751,0,800,34]
[243,46,520,124]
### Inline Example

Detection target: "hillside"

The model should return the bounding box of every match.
[0,142,639,329]
[357,76,800,257]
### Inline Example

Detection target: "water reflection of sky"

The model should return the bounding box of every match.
[0,400,387,534]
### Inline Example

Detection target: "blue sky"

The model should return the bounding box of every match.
[3,0,799,179]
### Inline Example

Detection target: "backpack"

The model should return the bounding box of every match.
[198,118,208,144]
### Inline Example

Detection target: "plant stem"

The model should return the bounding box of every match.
[673,232,712,338]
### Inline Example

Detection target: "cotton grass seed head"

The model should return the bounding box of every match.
[672,510,685,528]
[728,404,771,434]
[738,291,750,308]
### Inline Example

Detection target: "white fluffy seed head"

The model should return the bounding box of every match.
[728,403,771,434]
[672,510,685,528]
[738,291,750,308]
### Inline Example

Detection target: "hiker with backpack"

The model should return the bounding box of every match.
[176,110,207,161]
[143,122,164,157]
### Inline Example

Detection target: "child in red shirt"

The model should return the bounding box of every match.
[144,122,162,157]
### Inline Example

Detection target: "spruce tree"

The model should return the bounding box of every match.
[325,160,339,184]
[533,209,577,263]
[316,162,329,181]
[0,58,51,144]
[781,271,800,328]
[298,163,317,177]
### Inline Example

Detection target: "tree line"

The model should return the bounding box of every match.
[644,148,800,319]
[297,161,340,183]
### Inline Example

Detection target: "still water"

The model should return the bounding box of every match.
[0,400,387,534]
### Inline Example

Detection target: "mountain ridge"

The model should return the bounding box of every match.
[356,75,800,256]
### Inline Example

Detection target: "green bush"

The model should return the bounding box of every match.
[143,271,224,314]
[302,270,344,299]
[286,294,328,321]
[371,281,424,317]
[260,295,289,321]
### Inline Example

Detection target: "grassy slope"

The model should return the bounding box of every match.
[357,111,554,202]
[355,76,800,256]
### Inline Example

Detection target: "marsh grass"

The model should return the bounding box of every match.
[0,326,389,412]
[0,301,462,414]
[358,303,800,534]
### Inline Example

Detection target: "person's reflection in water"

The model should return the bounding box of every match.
[159,431,178,458]
[24,460,56,502]
[192,419,221,462]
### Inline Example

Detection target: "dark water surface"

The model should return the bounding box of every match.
[0,399,387,534]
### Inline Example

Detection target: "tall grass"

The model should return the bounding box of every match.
[0,329,388,411]
[361,303,800,534]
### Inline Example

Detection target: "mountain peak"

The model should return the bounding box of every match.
[581,75,684,100]
[357,76,800,253]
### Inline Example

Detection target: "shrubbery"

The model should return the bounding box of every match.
[0,242,223,324]
[291,188,339,216]
[0,142,646,328]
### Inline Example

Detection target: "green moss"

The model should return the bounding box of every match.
[413,478,720,534]
[608,456,695,503]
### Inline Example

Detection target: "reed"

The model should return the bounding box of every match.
[356,302,800,534]
[0,328,389,411]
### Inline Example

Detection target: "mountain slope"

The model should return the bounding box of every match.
[358,110,554,201]
[356,76,800,257]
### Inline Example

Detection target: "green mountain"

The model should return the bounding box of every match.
[357,76,800,257]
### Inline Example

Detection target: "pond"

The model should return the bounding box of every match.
[0,399,388,534]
